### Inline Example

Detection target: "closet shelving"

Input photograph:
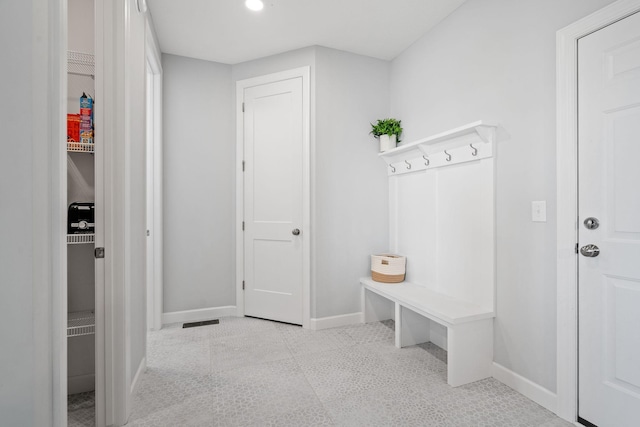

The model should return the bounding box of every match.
[67,141,95,153]
[68,50,95,79]
[67,234,95,245]
[67,50,96,349]
[67,311,95,337]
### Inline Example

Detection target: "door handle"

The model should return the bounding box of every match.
[580,244,600,257]
[292,228,300,236]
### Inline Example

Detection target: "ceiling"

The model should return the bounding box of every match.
[146,0,467,65]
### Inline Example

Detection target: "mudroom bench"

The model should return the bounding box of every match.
[360,277,495,387]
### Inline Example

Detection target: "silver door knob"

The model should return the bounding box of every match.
[292,228,300,236]
[580,244,600,257]
[584,217,600,230]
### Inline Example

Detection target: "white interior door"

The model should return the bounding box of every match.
[243,77,304,325]
[578,11,640,427]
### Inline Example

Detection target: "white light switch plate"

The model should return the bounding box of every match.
[532,201,546,222]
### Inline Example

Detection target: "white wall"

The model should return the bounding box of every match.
[0,0,65,424]
[128,0,148,389]
[0,2,37,423]
[314,47,390,318]
[390,0,614,392]
[162,54,235,314]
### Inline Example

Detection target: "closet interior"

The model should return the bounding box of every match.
[67,0,97,425]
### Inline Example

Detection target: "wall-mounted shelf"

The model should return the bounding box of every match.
[379,121,497,175]
[67,142,95,153]
[68,50,95,79]
[68,311,95,337]
[67,234,95,245]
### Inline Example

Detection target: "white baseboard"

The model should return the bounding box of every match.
[130,357,146,395]
[492,362,558,414]
[162,306,237,326]
[310,312,363,330]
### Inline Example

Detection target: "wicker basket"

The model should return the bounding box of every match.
[371,254,406,283]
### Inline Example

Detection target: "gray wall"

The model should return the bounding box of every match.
[389,0,614,392]
[314,47,390,318]
[163,46,390,320]
[163,54,235,313]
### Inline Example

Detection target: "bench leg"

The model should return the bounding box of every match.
[397,305,431,349]
[447,318,493,387]
[362,288,394,323]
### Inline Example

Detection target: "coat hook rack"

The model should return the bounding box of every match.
[390,165,396,173]
[405,160,412,170]
[470,144,478,156]
[423,155,429,166]
[444,150,452,162]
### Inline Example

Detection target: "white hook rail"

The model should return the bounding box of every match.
[380,121,497,176]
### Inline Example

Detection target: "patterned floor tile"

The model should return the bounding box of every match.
[117,317,576,427]
[127,393,215,427]
[68,391,95,427]
[342,319,395,344]
[205,316,279,339]
[257,404,335,427]
[278,323,356,356]
[324,384,450,427]
[209,329,292,373]
[209,358,322,425]
[296,343,421,401]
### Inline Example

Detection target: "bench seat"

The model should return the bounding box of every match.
[360,277,495,387]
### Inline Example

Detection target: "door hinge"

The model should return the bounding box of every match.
[94,247,105,259]
[242,102,245,113]
[242,160,245,171]
[242,221,245,231]
[575,243,579,254]
[242,280,245,290]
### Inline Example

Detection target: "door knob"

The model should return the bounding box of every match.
[584,217,600,230]
[580,244,600,257]
[292,228,300,236]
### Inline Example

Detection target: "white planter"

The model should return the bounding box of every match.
[379,134,397,152]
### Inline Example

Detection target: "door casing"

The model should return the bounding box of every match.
[145,18,163,333]
[556,0,640,421]
[235,67,311,329]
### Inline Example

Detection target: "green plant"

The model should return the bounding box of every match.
[370,118,402,142]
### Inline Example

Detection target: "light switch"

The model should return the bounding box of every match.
[532,201,546,222]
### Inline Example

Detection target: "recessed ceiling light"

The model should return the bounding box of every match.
[245,0,264,11]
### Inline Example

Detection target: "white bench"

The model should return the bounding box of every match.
[361,277,495,387]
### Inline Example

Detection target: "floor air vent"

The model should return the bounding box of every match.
[182,319,219,328]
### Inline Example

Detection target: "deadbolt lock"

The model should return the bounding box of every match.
[584,217,600,230]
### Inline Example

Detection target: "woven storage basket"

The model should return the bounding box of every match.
[371,254,406,283]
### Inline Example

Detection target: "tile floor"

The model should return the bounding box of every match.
[68,391,95,427]
[119,317,573,427]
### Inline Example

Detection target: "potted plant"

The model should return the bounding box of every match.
[370,118,403,152]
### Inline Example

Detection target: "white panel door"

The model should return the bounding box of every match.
[243,77,303,325]
[578,11,640,427]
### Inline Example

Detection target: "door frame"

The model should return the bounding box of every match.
[235,67,311,329]
[556,0,640,421]
[145,19,163,332]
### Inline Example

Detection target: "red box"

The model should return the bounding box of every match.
[67,114,80,142]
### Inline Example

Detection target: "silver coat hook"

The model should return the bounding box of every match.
[405,160,411,170]
[390,165,396,173]
[444,150,452,162]
[470,144,478,156]
[423,155,429,166]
